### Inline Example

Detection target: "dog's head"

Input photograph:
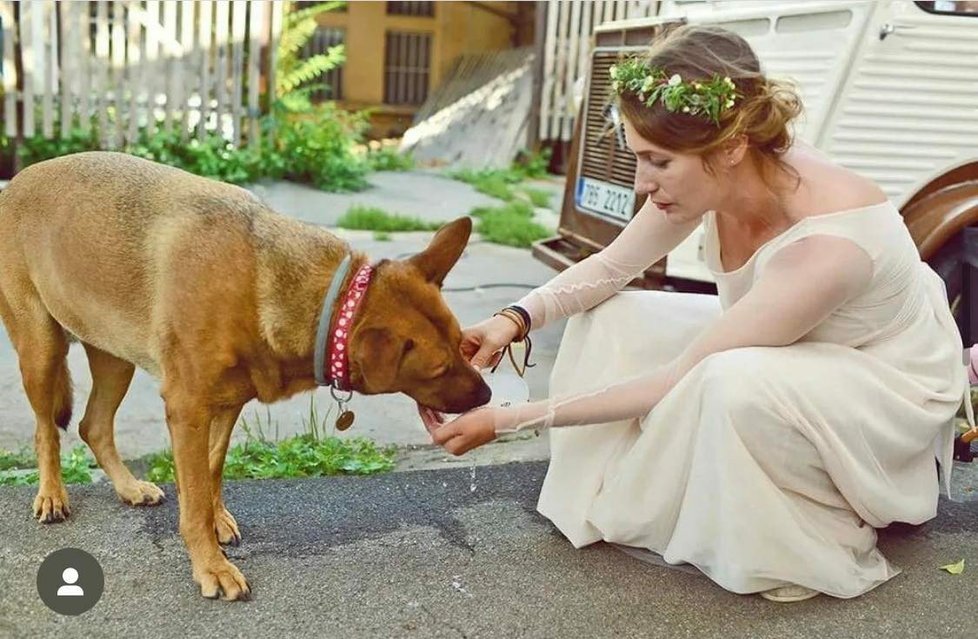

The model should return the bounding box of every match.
[349,217,492,414]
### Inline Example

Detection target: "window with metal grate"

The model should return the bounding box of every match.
[383,31,431,106]
[386,2,435,18]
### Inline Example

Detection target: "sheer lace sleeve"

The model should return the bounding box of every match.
[514,197,701,330]
[494,234,873,433]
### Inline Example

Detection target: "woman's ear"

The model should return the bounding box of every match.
[722,135,749,167]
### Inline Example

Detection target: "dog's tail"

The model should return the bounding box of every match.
[52,357,73,430]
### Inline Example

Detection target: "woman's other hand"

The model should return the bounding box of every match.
[419,404,498,455]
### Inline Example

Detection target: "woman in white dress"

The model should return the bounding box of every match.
[419,24,968,602]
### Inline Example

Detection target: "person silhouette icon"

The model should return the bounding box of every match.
[37,548,104,615]
[56,568,84,597]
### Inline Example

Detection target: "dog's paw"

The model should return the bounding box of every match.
[33,487,70,523]
[215,505,241,546]
[117,480,165,507]
[194,558,251,601]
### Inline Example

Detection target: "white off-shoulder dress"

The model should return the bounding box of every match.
[507,200,966,598]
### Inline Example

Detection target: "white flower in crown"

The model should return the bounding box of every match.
[668,74,682,86]
[641,75,656,92]
[609,64,619,80]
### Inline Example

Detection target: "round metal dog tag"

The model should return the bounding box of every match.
[336,410,355,431]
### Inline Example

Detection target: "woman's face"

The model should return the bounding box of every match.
[623,118,723,223]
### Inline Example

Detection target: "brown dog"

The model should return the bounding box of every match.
[0,151,490,600]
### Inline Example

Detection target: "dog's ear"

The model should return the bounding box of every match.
[408,217,472,287]
[353,327,407,392]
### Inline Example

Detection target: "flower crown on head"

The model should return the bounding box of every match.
[609,57,739,126]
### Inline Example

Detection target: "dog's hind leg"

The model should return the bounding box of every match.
[208,406,243,546]
[0,291,73,523]
[79,343,165,507]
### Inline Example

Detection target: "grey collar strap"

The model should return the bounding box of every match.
[314,254,352,386]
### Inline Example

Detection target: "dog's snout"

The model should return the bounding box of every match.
[475,380,492,406]
[437,373,492,414]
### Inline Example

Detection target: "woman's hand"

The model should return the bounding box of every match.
[418,404,498,455]
[460,315,521,369]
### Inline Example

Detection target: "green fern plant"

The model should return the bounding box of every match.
[277,1,347,113]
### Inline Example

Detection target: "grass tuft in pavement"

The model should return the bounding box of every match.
[469,201,551,248]
[0,445,96,486]
[0,399,398,486]
[337,205,446,232]
[145,398,397,482]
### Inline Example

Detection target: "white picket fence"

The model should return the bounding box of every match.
[538,0,660,143]
[0,0,284,149]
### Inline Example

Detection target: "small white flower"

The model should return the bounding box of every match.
[724,77,735,87]
[641,76,656,92]
[725,99,734,108]
[693,82,702,90]
[682,106,690,113]
[668,74,682,86]
[609,65,619,80]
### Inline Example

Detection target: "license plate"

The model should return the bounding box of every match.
[575,177,636,222]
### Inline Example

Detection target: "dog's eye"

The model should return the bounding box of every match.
[404,338,415,352]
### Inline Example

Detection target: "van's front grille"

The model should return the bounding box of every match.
[579,51,637,191]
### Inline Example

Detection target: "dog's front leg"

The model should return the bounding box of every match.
[208,406,244,546]
[164,393,251,601]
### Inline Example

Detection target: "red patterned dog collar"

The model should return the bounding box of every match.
[326,263,374,391]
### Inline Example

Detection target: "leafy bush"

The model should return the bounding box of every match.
[264,102,370,191]
[9,99,370,192]
[362,145,415,172]
[129,129,265,184]
[16,125,102,167]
